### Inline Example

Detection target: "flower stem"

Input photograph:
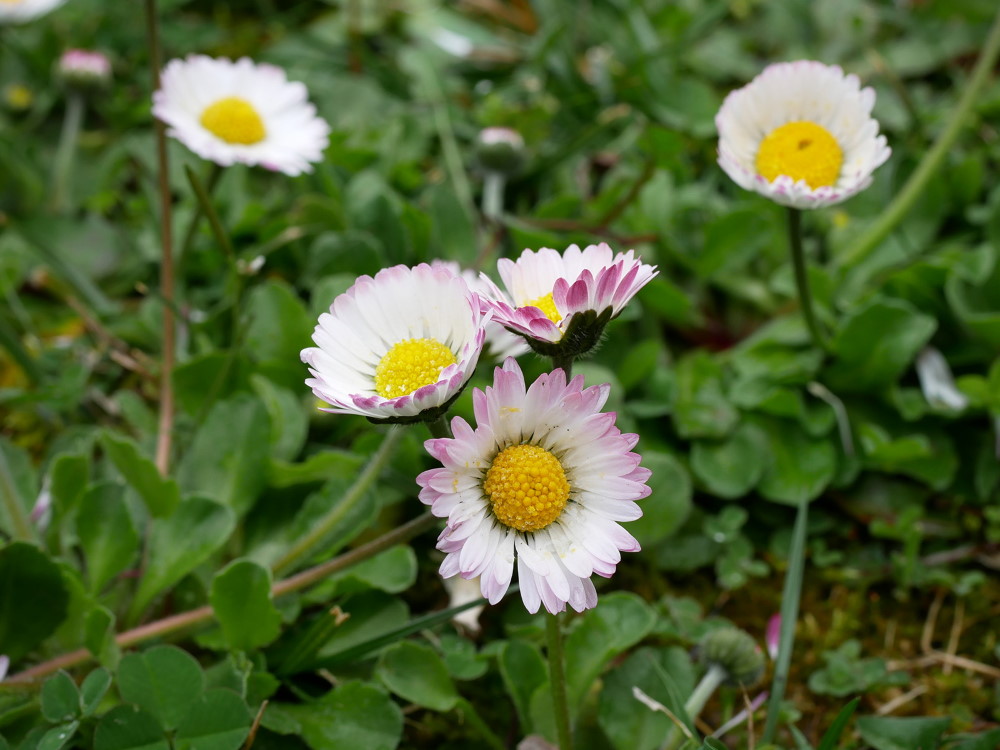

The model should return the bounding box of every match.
[481,171,505,222]
[552,354,574,378]
[661,663,727,750]
[177,163,223,275]
[546,611,573,750]
[271,427,405,575]
[51,92,84,214]
[787,208,830,354]
[427,416,453,440]
[760,500,810,745]
[837,4,1000,271]
[5,511,437,684]
[145,0,176,477]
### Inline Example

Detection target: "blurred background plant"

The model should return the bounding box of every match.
[1,0,999,748]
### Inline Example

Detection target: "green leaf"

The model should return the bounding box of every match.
[499,640,547,735]
[80,668,113,716]
[827,298,937,392]
[0,542,69,661]
[40,671,80,723]
[93,705,169,750]
[672,351,739,439]
[948,728,1000,750]
[322,545,418,597]
[279,681,403,750]
[754,417,837,506]
[855,715,950,750]
[0,437,36,539]
[210,559,282,651]
[817,697,860,750]
[376,640,459,712]
[565,592,657,715]
[76,483,139,593]
[251,375,308,463]
[101,432,180,518]
[627,451,692,546]
[597,647,695,750]
[84,606,120,668]
[174,689,252,750]
[48,453,89,519]
[172,352,252,417]
[691,423,767,499]
[117,645,206,732]
[177,395,271,515]
[130,497,236,619]
[638,278,698,326]
[37,721,79,750]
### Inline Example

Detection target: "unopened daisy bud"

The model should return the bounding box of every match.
[480,243,657,358]
[57,49,112,91]
[476,127,526,177]
[765,613,781,661]
[699,628,766,688]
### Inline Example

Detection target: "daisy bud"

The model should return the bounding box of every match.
[765,613,781,661]
[57,49,112,91]
[476,127,526,177]
[698,628,766,688]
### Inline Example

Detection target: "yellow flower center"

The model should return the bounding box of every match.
[4,84,32,109]
[199,97,266,145]
[523,292,562,324]
[374,338,457,399]
[754,121,843,189]
[483,444,570,532]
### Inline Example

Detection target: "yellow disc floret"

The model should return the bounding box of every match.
[484,444,570,532]
[755,121,843,189]
[200,97,267,145]
[524,292,562,324]
[374,338,457,399]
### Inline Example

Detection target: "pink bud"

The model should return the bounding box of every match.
[766,613,781,660]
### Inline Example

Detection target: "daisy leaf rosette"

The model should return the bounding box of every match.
[481,243,657,357]
[417,358,651,614]
[301,263,488,425]
[717,60,891,209]
[0,0,67,24]
[153,55,331,176]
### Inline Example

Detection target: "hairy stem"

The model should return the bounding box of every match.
[787,208,830,354]
[547,612,573,750]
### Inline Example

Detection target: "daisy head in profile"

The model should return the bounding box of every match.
[481,243,657,358]
[417,358,651,614]
[716,60,890,209]
[301,263,488,424]
[153,55,330,176]
[0,0,68,24]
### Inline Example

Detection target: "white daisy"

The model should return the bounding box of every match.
[481,243,657,356]
[716,60,891,209]
[153,55,330,176]
[417,358,651,614]
[0,0,67,24]
[301,263,488,424]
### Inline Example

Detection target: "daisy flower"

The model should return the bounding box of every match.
[431,260,529,362]
[417,358,651,614]
[0,0,67,23]
[716,60,891,209]
[153,55,330,176]
[481,243,657,357]
[301,263,488,424]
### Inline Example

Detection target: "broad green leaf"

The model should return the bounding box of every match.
[855,715,950,750]
[827,298,937,392]
[84,606,120,669]
[93,705,169,750]
[40,671,80,723]
[597,647,695,750]
[319,545,418,597]
[210,559,282,651]
[376,640,458,712]
[177,395,270,515]
[0,542,69,661]
[100,432,180,518]
[80,668,113,717]
[498,640,547,735]
[118,645,206,732]
[691,423,767,499]
[174,689,252,750]
[172,352,252,417]
[37,721,79,750]
[48,453,89,519]
[76,483,139,593]
[565,592,657,715]
[628,451,692,546]
[638,278,698,326]
[672,351,738,439]
[130,497,236,621]
[283,681,403,750]
[245,280,314,391]
[251,375,308,463]
[305,592,409,668]
[438,634,488,680]
[268,450,363,489]
[948,728,1000,750]
[754,417,837,506]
